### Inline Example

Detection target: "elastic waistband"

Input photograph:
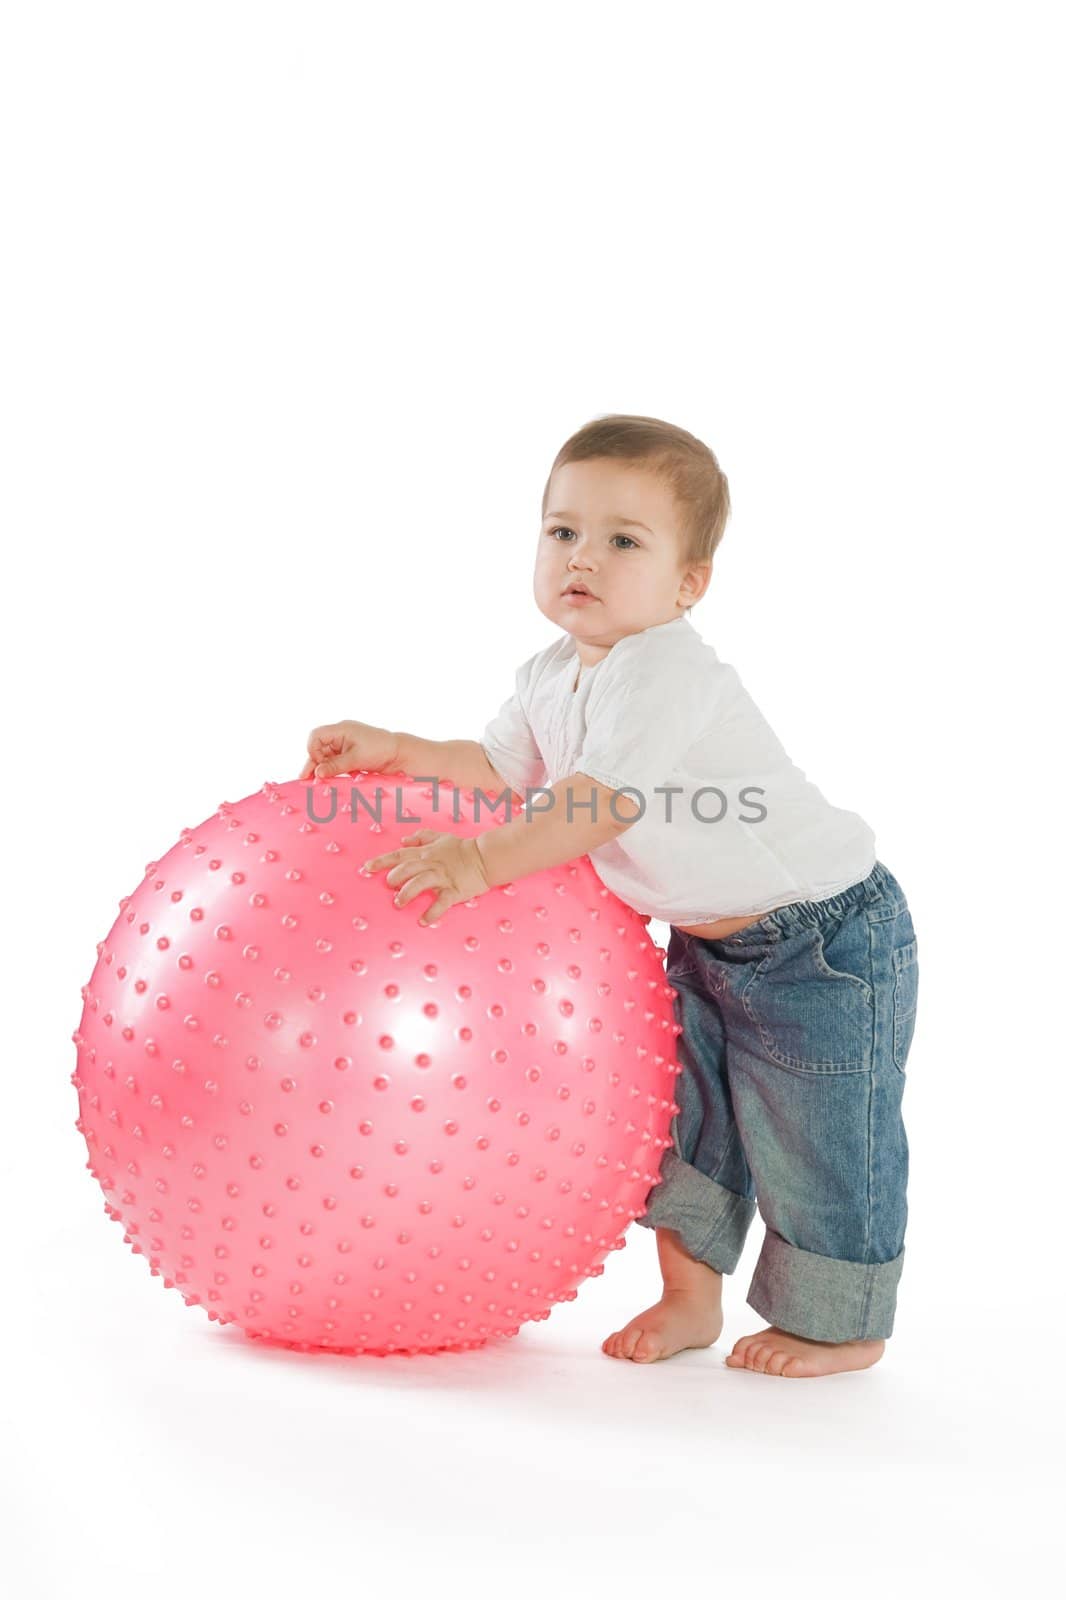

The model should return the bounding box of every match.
[717,860,905,944]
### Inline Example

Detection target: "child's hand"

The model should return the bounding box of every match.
[363,829,490,927]
[300,720,400,780]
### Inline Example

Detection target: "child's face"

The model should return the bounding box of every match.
[534,459,711,643]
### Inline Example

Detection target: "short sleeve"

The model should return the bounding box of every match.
[480,667,548,793]
[574,666,710,800]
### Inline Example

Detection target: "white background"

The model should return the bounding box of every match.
[3,3,1062,1595]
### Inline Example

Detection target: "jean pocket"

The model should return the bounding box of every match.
[892,938,919,1072]
[741,922,874,1075]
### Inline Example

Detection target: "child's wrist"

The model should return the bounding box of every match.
[382,731,403,774]
[474,830,508,890]
[473,834,494,888]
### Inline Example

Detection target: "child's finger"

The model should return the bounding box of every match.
[364,847,419,873]
[394,869,437,909]
[385,854,432,887]
[420,888,456,926]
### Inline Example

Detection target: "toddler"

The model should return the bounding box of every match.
[302,413,919,1378]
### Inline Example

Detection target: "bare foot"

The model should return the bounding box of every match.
[602,1287,724,1362]
[725,1324,885,1378]
[602,1227,724,1363]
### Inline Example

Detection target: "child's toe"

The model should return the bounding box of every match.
[778,1354,810,1377]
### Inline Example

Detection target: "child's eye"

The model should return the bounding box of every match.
[547,526,639,550]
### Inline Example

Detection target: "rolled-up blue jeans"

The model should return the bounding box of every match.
[635,860,919,1342]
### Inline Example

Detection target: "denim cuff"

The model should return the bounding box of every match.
[634,1147,756,1274]
[747,1227,905,1342]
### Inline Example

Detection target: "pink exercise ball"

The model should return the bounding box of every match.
[72,773,682,1356]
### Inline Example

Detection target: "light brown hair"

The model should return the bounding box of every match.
[542,413,732,575]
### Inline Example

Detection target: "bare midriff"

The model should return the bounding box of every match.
[673,909,782,940]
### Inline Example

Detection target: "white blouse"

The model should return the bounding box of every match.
[479,614,876,924]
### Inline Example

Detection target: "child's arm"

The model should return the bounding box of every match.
[302,723,518,799]
[362,766,639,927]
[389,731,638,883]
[476,771,640,888]
[389,732,515,799]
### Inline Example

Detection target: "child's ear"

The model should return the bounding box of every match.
[683,559,713,605]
